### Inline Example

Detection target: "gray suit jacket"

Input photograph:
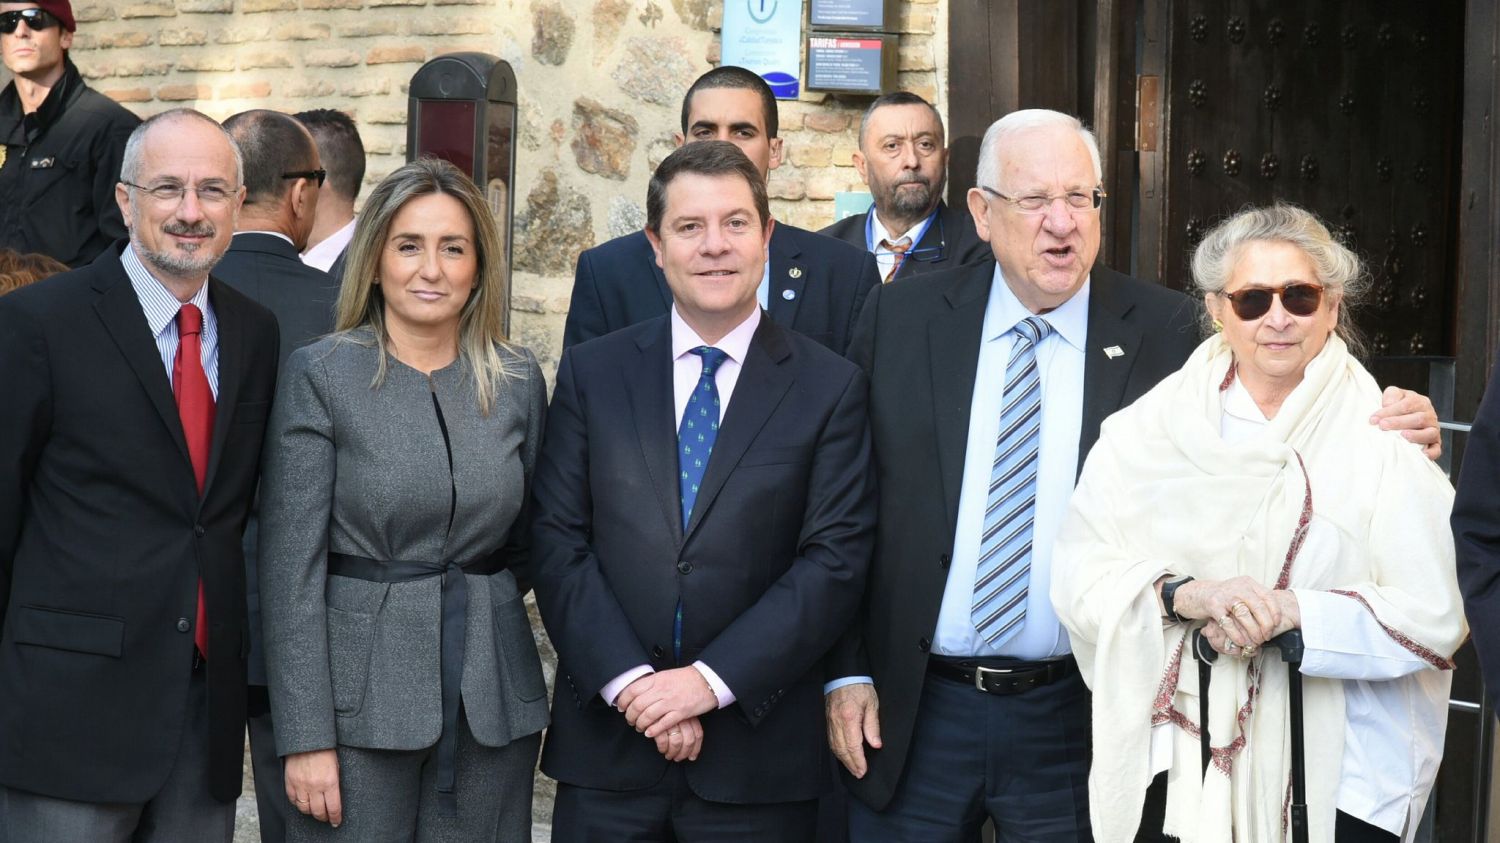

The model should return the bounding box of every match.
[259,331,550,756]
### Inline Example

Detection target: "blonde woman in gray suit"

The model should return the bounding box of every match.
[260,157,549,841]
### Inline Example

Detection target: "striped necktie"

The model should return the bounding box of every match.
[971,316,1052,648]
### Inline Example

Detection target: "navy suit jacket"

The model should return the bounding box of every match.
[532,314,876,803]
[562,223,880,355]
[1455,351,1500,696]
[819,199,991,282]
[833,259,1201,810]
[212,231,339,687]
[0,243,279,803]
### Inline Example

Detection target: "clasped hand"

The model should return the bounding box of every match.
[616,668,718,762]
[1171,576,1300,658]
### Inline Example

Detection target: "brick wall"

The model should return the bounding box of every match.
[13,0,949,373]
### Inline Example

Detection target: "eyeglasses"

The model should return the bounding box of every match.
[0,8,58,34]
[122,181,238,206]
[282,169,327,188]
[1219,283,1325,320]
[980,185,1106,214]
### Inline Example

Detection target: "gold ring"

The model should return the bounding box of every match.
[295,798,310,804]
[1242,644,1258,658]
[669,729,682,736]
[1231,601,1251,616]
[1217,615,1234,629]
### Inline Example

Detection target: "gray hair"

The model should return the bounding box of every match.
[974,109,1102,191]
[120,108,244,187]
[1191,203,1368,354]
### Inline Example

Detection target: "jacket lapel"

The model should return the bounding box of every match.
[766,226,805,327]
[202,278,244,499]
[927,262,991,535]
[627,319,687,546]
[1078,266,1144,471]
[92,258,193,469]
[683,317,794,540]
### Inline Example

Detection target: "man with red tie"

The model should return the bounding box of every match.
[0,108,278,842]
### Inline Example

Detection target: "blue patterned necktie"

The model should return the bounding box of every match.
[971,316,1053,648]
[675,346,727,661]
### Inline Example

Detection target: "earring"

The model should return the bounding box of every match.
[1213,318,1223,332]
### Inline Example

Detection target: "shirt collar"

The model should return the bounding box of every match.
[982,262,1091,351]
[870,208,934,252]
[236,230,295,246]
[121,244,211,337]
[1222,374,1270,425]
[670,305,761,365]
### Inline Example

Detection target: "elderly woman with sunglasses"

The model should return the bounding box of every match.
[1051,204,1465,843]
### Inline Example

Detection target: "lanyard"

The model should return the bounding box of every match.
[866,207,938,255]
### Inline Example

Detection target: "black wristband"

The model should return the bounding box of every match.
[1161,576,1194,623]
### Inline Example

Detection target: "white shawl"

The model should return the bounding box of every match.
[1051,334,1465,843]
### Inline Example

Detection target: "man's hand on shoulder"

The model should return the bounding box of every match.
[1371,386,1441,460]
[826,682,882,778]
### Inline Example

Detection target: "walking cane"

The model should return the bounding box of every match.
[1191,629,1308,843]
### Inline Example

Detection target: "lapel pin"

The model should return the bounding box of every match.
[782,288,796,301]
[788,266,803,279]
[1104,345,1124,359]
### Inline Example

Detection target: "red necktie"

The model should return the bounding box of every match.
[881,236,913,283]
[173,303,215,658]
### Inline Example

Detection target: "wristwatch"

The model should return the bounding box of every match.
[1160,576,1195,623]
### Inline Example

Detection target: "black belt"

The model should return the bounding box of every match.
[327,549,505,817]
[926,655,1076,695]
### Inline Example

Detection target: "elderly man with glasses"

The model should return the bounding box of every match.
[826,109,1443,841]
[0,0,139,267]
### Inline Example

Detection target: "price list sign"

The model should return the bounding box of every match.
[806,34,895,94]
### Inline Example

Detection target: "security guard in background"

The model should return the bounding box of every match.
[0,0,139,267]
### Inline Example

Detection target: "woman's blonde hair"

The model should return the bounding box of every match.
[333,157,517,413]
[1191,203,1369,357]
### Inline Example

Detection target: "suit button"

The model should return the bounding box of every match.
[176,618,191,633]
[918,637,930,652]
[193,524,206,537]
[677,561,693,575]
[651,646,665,660]
[939,554,950,569]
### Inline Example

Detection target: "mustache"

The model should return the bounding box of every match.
[162,221,215,238]
[892,173,931,188]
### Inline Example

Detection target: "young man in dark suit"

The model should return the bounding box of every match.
[820,91,989,283]
[563,65,880,355]
[826,109,1443,841]
[215,108,340,843]
[533,140,876,842]
[0,108,278,842]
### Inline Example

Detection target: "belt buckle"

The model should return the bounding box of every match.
[973,664,1013,692]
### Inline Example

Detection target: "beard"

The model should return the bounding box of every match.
[874,173,942,223]
[131,211,227,279]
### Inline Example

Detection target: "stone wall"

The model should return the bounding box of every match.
[36,0,947,375]
[21,1,947,834]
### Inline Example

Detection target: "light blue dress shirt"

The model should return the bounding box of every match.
[933,265,1088,660]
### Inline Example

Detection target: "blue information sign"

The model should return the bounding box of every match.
[722,0,807,99]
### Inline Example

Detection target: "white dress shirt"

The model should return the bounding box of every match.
[868,210,936,279]
[598,305,764,710]
[300,217,356,272]
[1147,376,1444,838]
[122,244,220,399]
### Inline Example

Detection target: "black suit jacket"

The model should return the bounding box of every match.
[532,315,876,804]
[212,231,339,687]
[834,259,1200,810]
[0,243,279,804]
[562,224,881,355]
[1455,351,1500,696]
[819,200,991,282]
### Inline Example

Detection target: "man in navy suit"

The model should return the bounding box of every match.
[533,140,876,842]
[563,65,880,355]
[820,91,989,283]
[1455,356,1500,699]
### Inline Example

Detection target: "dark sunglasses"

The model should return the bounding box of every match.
[282,169,327,187]
[1220,283,1324,320]
[0,8,59,34]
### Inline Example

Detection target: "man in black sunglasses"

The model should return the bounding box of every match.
[821,91,990,283]
[0,0,139,267]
